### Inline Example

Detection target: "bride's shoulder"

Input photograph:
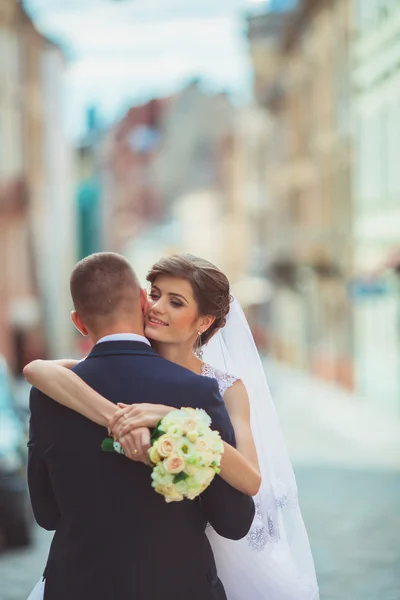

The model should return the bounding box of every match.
[201,363,241,398]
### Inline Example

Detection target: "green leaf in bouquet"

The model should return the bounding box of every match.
[101,438,125,456]
[101,437,115,452]
[151,421,165,443]
[173,472,189,484]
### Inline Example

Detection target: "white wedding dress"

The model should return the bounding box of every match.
[202,299,319,600]
[202,363,318,600]
[28,299,319,600]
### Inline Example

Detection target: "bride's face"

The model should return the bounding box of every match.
[145,275,211,346]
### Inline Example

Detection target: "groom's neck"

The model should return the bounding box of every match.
[90,322,146,344]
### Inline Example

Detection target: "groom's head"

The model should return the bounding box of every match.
[70,252,148,341]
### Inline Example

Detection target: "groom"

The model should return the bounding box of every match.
[28,252,255,600]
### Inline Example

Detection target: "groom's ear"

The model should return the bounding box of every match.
[71,310,89,336]
[139,288,149,316]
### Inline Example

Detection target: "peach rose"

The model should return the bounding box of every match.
[164,454,186,474]
[195,439,208,453]
[157,435,175,458]
[183,419,197,433]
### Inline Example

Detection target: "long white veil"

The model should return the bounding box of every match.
[203,298,319,600]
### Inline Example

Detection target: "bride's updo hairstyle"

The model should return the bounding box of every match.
[147,254,232,346]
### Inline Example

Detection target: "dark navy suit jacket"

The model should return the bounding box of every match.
[28,341,255,600]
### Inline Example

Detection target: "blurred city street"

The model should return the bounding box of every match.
[1,0,400,599]
[265,361,400,600]
[1,361,400,600]
[0,528,51,600]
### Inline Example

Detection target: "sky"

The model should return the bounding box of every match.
[25,0,269,139]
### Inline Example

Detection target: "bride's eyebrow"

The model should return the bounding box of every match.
[169,293,188,304]
[151,285,188,304]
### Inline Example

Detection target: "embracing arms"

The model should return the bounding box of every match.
[24,360,115,426]
[23,360,261,495]
[23,360,158,462]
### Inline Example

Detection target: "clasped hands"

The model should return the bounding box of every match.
[108,403,172,464]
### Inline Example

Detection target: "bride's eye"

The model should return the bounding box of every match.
[171,300,183,308]
[149,292,160,301]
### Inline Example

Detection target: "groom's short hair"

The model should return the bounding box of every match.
[70,253,141,329]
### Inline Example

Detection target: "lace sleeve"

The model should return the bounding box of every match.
[201,363,240,397]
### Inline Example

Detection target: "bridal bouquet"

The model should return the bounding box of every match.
[101,407,224,503]
[148,407,224,503]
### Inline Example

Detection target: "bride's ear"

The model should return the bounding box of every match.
[199,315,215,334]
[71,311,88,336]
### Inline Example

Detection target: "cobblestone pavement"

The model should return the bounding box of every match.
[0,527,51,600]
[267,360,400,600]
[296,466,400,600]
[1,363,400,600]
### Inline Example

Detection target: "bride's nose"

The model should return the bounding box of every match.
[151,299,166,314]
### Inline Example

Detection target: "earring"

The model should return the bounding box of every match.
[194,331,203,359]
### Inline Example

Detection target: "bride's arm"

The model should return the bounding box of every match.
[23,360,117,426]
[219,381,261,496]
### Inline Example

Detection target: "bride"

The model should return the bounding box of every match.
[25,253,319,600]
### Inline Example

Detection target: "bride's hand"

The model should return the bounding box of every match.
[109,403,173,438]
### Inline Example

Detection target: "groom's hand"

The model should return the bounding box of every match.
[118,427,151,464]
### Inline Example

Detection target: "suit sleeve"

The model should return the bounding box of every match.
[194,379,255,540]
[27,387,61,531]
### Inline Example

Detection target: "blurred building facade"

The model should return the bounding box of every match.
[157,82,235,270]
[39,36,75,360]
[0,0,36,372]
[0,0,74,370]
[218,105,273,338]
[157,81,261,290]
[351,0,400,412]
[154,81,231,206]
[103,97,167,253]
[247,0,353,387]
[120,82,254,296]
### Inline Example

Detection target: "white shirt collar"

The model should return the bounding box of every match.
[97,333,151,346]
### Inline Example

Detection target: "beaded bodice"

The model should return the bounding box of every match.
[201,363,239,397]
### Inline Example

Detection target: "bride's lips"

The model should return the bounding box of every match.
[147,315,169,327]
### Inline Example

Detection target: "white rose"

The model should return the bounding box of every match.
[151,463,174,487]
[176,438,196,461]
[148,445,161,464]
[161,409,186,431]
[186,430,199,443]
[192,466,216,488]
[175,480,189,497]
[164,487,184,503]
